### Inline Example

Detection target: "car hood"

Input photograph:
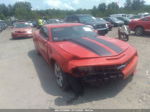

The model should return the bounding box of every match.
[131,19,140,21]
[116,20,124,23]
[83,20,105,26]
[54,36,129,59]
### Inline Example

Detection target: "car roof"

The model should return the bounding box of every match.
[45,23,84,28]
[67,14,91,17]
[14,22,27,24]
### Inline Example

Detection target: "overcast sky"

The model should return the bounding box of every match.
[0,0,150,10]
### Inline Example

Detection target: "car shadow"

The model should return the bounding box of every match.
[130,32,150,38]
[28,50,133,106]
[9,37,32,40]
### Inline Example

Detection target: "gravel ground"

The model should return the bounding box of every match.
[0,27,150,109]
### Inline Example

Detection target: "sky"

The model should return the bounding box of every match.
[0,0,150,10]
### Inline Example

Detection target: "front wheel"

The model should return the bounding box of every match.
[54,63,69,90]
[135,27,144,36]
[120,33,129,41]
[54,63,83,95]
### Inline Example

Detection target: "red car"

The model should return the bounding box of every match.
[129,16,150,35]
[11,22,33,39]
[33,23,138,92]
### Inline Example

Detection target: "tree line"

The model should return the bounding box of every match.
[0,0,149,20]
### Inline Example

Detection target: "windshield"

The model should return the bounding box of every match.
[130,15,142,19]
[110,17,119,21]
[52,25,97,41]
[96,18,107,22]
[47,19,60,24]
[79,15,96,23]
[124,17,130,21]
[14,23,31,28]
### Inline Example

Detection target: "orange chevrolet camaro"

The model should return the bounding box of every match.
[33,23,138,93]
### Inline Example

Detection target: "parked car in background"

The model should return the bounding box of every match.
[129,16,150,36]
[104,17,124,27]
[33,23,138,92]
[46,19,62,24]
[11,22,33,39]
[26,21,33,27]
[32,21,38,27]
[127,14,135,18]
[110,14,128,18]
[96,18,113,30]
[116,17,131,25]
[0,20,8,30]
[65,14,109,35]
[130,15,143,20]
[0,24,3,32]
[138,12,150,17]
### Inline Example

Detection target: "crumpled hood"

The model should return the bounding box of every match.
[55,37,129,58]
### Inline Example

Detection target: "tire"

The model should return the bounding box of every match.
[135,27,144,36]
[54,63,83,95]
[120,34,129,41]
[54,63,69,90]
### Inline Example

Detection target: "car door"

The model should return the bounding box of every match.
[71,16,79,23]
[38,27,49,62]
[141,17,150,31]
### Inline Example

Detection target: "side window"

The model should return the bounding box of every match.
[40,27,49,40]
[66,16,73,22]
[66,16,79,23]
[142,17,150,21]
[71,16,79,23]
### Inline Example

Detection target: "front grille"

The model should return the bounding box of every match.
[95,24,106,29]
[15,31,26,33]
[88,65,123,77]
[73,65,124,81]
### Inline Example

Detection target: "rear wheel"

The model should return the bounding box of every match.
[135,27,144,36]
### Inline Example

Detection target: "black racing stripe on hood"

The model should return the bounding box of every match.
[69,38,112,56]
[90,37,123,53]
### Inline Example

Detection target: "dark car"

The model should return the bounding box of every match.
[46,19,62,24]
[96,18,113,30]
[104,17,124,27]
[32,21,38,27]
[0,24,3,32]
[0,21,7,30]
[116,17,131,25]
[65,14,109,35]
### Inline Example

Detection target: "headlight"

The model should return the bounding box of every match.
[27,31,32,33]
[106,24,108,28]
[86,25,94,29]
